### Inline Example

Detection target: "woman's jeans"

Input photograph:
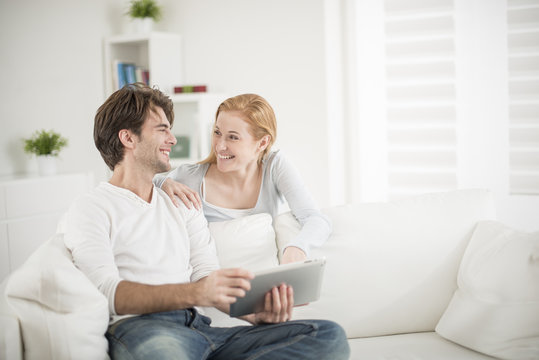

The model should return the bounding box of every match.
[106,308,350,360]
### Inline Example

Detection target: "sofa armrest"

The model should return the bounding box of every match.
[0,313,23,360]
[1,276,23,360]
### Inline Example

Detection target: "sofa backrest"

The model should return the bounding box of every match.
[275,189,496,338]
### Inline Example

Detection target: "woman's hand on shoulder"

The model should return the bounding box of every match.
[162,178,202,210]
[281,246,307,264]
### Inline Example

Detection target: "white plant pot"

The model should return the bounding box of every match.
[133,17,154,34]
[37,155,57,176]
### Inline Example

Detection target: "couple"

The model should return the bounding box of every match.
[64,83,349,359]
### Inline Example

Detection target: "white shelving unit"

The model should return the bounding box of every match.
[103,32,227,164]
[169,93,228,165]
[103,31,183,95]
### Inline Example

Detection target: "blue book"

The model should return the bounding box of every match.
[115,61,128,89]
[124,64,136,85]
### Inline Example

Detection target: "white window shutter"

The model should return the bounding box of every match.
[350,0,539,230]
[384,0,458,199]
[507,0,539,195]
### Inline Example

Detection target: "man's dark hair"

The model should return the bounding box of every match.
[94,83,174,170]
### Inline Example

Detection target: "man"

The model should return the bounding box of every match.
[64,83,350,359]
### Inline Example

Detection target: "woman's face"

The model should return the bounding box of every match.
[212,110,265,173]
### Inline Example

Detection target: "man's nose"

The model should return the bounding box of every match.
[168,133,177,145]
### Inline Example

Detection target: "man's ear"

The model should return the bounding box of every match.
[118,129,136,149]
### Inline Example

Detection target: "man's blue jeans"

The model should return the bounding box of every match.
[106,308,350,359]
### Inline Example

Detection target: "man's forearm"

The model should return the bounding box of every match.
[114,280,202,315]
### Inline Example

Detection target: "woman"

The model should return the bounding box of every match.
[155,93,331,264]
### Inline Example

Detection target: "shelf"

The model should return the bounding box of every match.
[106,31,177,44]
[170,93,226,103]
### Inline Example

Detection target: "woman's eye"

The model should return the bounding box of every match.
[229,135,239,140]
[213,130,221,135]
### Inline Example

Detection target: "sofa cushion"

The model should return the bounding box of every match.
[4,233,109,360]
[208,212,278,271]
[349,332,496,360]
[201,213,278,327]
[435,220,539,360]
[275,189,496,338]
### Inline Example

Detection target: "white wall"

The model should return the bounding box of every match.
[0,0,120,183]
[0,0,331,206]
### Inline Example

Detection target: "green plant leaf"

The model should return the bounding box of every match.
[23,129,68,156]
[127,0,162,21]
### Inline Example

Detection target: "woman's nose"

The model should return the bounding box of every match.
[216,138,226,150]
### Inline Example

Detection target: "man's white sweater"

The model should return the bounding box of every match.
[64,182,219,322]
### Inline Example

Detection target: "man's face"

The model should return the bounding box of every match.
[133,106,176,174]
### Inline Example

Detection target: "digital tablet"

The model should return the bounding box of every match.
[229,258,326,317]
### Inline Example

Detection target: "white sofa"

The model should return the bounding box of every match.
[1,189,538,359]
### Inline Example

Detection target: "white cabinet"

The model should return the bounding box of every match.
[0,172,93,282]
[170,93,228,165]
[103,31,227,164]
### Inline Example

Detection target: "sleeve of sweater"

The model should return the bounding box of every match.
[180,206,220,282]
[63,196,122,315]
[153,164,203,192]
[271,152,332,256]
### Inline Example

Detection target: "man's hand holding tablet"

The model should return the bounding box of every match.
[230,258,326,320]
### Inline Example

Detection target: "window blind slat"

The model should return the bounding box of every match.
[508,1,539,195]
[384,0,456,199]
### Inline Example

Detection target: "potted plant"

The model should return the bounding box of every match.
[126,0,162,33]
[23,129,68,176]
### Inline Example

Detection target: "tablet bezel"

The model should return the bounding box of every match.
[229,258,326,317]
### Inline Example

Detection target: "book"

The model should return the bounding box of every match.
[112,61,149,90]
[174,85,208,93]
[124,63,136,85]
[135,67,144,83]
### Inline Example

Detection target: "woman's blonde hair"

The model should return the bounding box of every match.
[200,93,277,165]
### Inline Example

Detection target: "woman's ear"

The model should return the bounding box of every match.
[258,135,270,151]
[118,129,136,149]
